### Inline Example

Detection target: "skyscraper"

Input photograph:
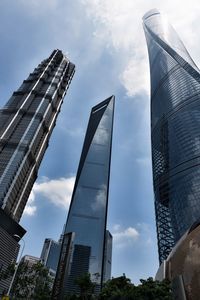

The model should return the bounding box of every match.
[40,238,61,275]
[52,96,114,298]
[143,9,200,263]
[0,49,75,222]
[0,50,74,294]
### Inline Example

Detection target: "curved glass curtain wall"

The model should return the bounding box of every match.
[143,9,200,263]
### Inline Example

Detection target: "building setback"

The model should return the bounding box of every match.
[143,9,200,263]
[0,49,74,294]
[52,96,114,298]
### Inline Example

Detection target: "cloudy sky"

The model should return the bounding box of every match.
[0,0,200,284]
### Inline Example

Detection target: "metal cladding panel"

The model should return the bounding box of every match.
[0,224,20,294]
[0,208,26,238]
[58,96,114,296]
[0,209,25,294]
[143,10,200,263]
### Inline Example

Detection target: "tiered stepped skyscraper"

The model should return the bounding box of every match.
[0,49,75,222]
[0,49,74,294]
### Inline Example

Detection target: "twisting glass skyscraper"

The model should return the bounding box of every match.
[143,9,200,263]
[53,96,114,298]
[0,49,75,222]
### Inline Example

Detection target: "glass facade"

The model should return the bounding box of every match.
[143,9,200,263]
[40,238,61,274]
[0,50,75,222]
[55,96,114,297]
[103,230,112,283]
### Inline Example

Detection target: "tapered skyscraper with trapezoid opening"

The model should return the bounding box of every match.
[143,9,200,264]
[52,96,114,299]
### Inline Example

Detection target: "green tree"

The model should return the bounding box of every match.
[12,261,53,299]
[99,275,173,300]
[32,262,53,299]
[99,274,134,299]
[135,277,173,300]
[11,262,33,299]
[74,273,95,300]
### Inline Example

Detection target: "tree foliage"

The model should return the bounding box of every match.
[99,274,134,299]
[6,264,173,300]
[75,273,95,300]
[65,274,173,300]
[11,261,53,299]
[99,276,173,300]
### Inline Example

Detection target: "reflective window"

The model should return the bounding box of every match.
[64,98,114,291]
[144,10,200,262]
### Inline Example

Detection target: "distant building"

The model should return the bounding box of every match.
[0,49,75,293]
[40,238,61,276]
[52,96,114,298]
[143,9,200,263]
[21,255,40,267]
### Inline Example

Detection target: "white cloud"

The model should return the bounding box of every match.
[136,223,155,246]
[24,190,37,216]
[25,176,75,216]
[83,0,149,96]
[93,128,109,144]
[92,184,107,211]
[33,176,75,209]
[113,224,121,231]
[82,0,200,96]
[121,57,150,96]
[24,205,37,216]
[112,225,139,248]
[111,223,156,249]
